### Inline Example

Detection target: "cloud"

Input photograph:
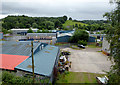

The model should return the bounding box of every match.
[1,0,116,20]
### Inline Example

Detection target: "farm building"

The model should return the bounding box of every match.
[0,41,60,82]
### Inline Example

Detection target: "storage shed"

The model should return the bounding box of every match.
[88,36,96,42]
[57,35,72,43]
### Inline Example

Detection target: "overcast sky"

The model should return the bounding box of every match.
[0,0,116,20]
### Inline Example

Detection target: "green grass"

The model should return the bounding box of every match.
[63,20,88,28]
[54,43,68,46]
[97,51,102,52]
[55,72,105,83]
[87,44,102,48]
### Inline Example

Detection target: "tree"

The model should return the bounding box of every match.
[2,28,8,34]
[45,21,54,30]
[69,29,89,43]
[103,1,120,83]
[26,24,31,28]
[63,15,67,21]
[32,23,38,28]
[69,17,72,20]
[75,24,78,28]
[37,29,41,33]
[27,28,33,33]
[54,19,62,28]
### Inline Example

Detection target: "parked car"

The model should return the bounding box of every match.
[77,44,85,49]
[96,76,108,85]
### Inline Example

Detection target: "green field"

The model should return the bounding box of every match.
[63,20,88,28]
[55,72,105,83]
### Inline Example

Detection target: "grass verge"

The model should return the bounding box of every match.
[55,72,105,84]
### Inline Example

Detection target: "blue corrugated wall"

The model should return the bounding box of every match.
[57,36,71,43]
[88,36,96,42]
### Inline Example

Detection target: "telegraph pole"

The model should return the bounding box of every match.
[31,41,35,83]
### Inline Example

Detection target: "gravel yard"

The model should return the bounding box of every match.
[61,47,112,74]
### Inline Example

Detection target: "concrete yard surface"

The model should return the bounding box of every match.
[61,47,112,74]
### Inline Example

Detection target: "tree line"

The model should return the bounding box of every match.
[1,15,68,30]
[73,20,107,31]
[0,15,109,34]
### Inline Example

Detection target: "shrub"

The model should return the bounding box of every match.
[2,71,42,84]
[2,71,15,83]
[27,28,33,33]
[77,40,87,46]
[69,29,89,43]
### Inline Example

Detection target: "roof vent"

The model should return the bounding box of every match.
[27,65,35,68]
[26,44,31,47]
[12,44,17,46]
[45,51,50,53]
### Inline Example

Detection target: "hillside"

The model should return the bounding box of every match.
[63,20,88,28]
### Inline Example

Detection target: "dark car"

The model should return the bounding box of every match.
[61,52,71,55]
[77,44,85,49]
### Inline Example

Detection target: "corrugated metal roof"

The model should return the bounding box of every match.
[57,33,73,37]
[15,45,59,77]
[1,41,41,56]
[11,28,38,31]
[0,54,29,70]
[57,30,74,34]
[27,33,56,37]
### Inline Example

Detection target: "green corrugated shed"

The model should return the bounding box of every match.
[57,35,71,43]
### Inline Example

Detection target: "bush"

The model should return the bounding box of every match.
[77,40,87,46]
[27,28,33,33]
[69,29,89,43]
[2,71,15,83]
[2,71,50,84]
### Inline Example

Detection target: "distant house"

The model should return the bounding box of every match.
[0,41,60,82]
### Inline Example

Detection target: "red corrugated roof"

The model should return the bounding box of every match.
[0,54,29,70]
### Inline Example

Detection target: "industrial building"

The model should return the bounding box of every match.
[56,30,74,43]
[26,33,57,44]
[88,36,96,42]
[0,41,60,82]
[0,32,3,40]
[11,28,38,35]
[102,38,110,56]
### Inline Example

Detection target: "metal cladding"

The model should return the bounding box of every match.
[0,54,29,70]
[15,45,59,77]
[1,41,41,56]
[1,41,60,77]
